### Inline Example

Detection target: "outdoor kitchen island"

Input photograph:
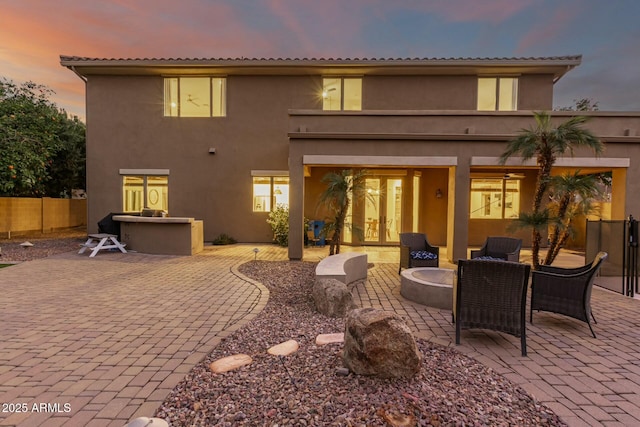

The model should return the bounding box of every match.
[113,215,204,255]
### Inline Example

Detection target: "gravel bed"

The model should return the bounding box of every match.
[156,260,565,426]
[0,228,86,262]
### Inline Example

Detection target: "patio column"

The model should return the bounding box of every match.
[447,164,470,263]
[288,157,305,260]
[610,168,627,220]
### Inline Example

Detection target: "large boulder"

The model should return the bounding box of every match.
[342,308,422,378]
[312,278,356,317]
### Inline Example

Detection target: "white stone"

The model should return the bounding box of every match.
[209,354,253,373]
[315,333,345,345]
[267,339,299,356]
[124,417,169,427]
[20,241,34,247]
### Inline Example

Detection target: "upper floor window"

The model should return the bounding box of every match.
[323,77,362,111]
[477,77,518,111]
[164,77,226,117]
[470,178,520,219]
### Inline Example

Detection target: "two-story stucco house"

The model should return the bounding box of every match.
[60,55,640,261]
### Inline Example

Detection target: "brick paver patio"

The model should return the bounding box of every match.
[1,244,639,426]
[0,246,271,427]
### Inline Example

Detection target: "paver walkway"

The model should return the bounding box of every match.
[1,243,639,427]
[354,263,640,427]
[0,246,271,427]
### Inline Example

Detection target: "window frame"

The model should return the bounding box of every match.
[322,77,362,111]
[469,177,520,219]
[251,171,289,213]
[477,77,518,111]
[120,169,169,213]
[164,76,227,117]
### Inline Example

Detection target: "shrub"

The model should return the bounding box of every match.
[211,233,237,245]
[266,204,289,246]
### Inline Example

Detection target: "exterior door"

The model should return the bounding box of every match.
[364,177,403,244]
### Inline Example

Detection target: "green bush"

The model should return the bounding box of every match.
[211,233,237,245]
[266,204,289,246]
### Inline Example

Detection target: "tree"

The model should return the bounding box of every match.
[544,171,602,265]
[317,169,371,255]
[557,97,599,112]
[0,78,85,197]
[499,111,604,269]
[46,114,86,197]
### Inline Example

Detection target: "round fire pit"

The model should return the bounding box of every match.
[400,267,455,310]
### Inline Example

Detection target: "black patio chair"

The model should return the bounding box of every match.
[530,252,608,338]
[455,259,531,356]
[470,236,522,262]
[399,232,439,274]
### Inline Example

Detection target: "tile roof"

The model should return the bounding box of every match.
[59,55,582,82]
[60,55,582,63]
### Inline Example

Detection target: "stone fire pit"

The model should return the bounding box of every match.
[400,267,455,310]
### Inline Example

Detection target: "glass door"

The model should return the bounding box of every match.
[364,177,403,244]
[364,178,380,243]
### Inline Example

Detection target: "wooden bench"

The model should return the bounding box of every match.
[315,252,368,285]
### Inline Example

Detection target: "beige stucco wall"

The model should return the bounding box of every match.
[287,112,640,260]
[85,74,317,241]
[79,66,640,263]
[85,72,559,243]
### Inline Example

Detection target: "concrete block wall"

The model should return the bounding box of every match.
[0,197,87,235]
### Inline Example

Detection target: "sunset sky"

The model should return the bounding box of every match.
[2,0,639,120]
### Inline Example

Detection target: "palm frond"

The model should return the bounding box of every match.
[507,209,551,234]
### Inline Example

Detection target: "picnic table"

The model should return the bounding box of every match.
[78,233,127,257]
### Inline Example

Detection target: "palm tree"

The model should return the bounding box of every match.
[317,169,370,255]
[544,172,601,265]
[500,111,603,268]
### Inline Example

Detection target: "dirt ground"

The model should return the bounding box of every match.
[0,227,87,262]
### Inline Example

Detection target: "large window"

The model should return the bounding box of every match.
[252,174,289,212]
[477,77,518,111]
[470,178,520,219]
[322,77,362,111]
[123,174,169,213]
[164,77,226,117]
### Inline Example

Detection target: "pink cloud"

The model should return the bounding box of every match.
[379,0,535,24]
[516,5,576,53]
[262,0,381,58]
[0,0,278,117]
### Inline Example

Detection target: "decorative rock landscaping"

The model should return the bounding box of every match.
[315,332,344,345]
[267,339,299,356]
[343,307,422,378]
[312,277,355,317]
[209,354,253,373]
[124,417,169,427]
[156,260,565,426]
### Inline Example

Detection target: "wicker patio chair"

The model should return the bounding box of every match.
[398,232,439,274]
[470,236,522,261]
[530,251,608,338]
[455,259,531,356]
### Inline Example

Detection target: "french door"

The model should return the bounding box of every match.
[364,177,403,244]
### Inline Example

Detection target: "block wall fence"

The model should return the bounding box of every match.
[0,197,87,236]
